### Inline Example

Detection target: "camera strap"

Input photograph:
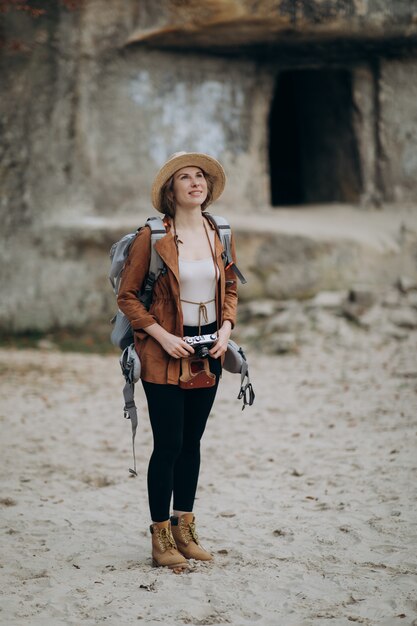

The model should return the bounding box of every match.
[204,218,220,336]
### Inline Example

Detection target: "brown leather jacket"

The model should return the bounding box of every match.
[117,215,238,385]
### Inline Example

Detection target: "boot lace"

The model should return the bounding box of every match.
[158,527,177,551]
[182,520,199,544]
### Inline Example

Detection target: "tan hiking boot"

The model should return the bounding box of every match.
[170,513,213,561]
[150,520,189,571]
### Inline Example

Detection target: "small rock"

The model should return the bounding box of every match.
[0,497,17,507]
[139,581,156,592]
[339,525,351,533]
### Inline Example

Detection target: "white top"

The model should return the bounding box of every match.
[179,257,218,327]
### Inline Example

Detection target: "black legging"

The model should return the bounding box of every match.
[142,322,221,522]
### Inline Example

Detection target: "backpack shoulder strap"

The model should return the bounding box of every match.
[203,212,247,284]
[146,216,167,278]
[138,216,167,309]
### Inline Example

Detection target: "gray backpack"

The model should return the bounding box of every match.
[109,213,254,475]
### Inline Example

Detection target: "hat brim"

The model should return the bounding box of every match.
[151,152,226,212]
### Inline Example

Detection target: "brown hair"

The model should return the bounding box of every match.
[159,169,215,218]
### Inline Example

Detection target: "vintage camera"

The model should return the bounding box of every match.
[183,333,218,359]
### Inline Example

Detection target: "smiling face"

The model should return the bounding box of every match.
[172,166,208,210]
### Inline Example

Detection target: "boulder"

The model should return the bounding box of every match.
[390,308,417,330]
[305,291,347,311]
[382,289,404,309]
[381,324,409,341]
[240,299,277,319]
[308,309,342,335]
[266,333,298,355]
[358,305,387,331]
[406,292,417,309]
[347,285,376,308]
[265,307,308,334]
[397,276,417,294]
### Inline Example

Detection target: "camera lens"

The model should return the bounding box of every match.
[197,346,210,359]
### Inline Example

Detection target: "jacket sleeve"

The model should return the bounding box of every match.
[222,232,239,328]
[117,226,157,330]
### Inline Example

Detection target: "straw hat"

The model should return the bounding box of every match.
[151,151,226,212]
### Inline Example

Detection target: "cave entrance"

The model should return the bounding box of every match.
[268,68,362,206]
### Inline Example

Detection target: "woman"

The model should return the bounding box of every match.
[117,151,238,572]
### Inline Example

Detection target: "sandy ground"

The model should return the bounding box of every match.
[1,326,417,626]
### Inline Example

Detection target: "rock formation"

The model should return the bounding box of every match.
[1,0,416,331]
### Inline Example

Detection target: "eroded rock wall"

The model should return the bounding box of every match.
[128,0,417,49]
[379,59,417,203]
[1,0,417,331]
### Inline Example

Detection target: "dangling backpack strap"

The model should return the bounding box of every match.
[224,340,255,409]
[123,380,138,476]
[138,216,167,310]
[203,213,247,284]
[237,349,255,410]
[120,344,141,476]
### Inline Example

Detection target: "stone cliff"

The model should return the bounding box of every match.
[1,0,417,331]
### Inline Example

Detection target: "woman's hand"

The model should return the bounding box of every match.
[144,323,194,359]
[159,333,195,359]
[209,320,232,359]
